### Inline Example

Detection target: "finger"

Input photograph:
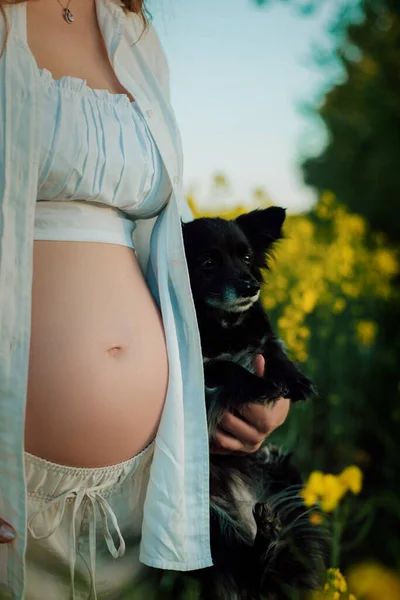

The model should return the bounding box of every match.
[252,354,265,377]
[211,428,249,454]
[0,519,16,543]
[220,412,264,448]
[239,398,290,434]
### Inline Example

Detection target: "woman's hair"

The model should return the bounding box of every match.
[0,0,150,58]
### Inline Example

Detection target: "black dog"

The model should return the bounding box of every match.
[181,207,327,600]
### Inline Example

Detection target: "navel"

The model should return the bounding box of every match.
[106,345,124,357]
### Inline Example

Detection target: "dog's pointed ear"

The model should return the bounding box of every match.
[235,207,286,255]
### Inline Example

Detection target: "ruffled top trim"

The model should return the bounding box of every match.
[38,67,134,109]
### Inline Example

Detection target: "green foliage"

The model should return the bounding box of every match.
[296,0,400,569]
[302,0,400,243]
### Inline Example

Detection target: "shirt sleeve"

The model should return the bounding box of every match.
[141,22,194,224]
[180,197,194,222]
[145,23,171,102]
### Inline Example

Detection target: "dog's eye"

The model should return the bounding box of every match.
[202,258,216,268]
[242,255,252,264]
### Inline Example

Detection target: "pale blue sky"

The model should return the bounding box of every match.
[150,0,340,213]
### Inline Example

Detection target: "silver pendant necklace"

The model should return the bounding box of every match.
[55,0,74,24]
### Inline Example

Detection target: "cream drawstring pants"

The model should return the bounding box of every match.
[24,441,156,600]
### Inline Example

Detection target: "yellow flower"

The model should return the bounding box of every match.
[301,467,362,514]
[302,289,318,313]
[355,320,378,347]
[333,569,348,593]
[374,249,398,277]
[309,512,324,526]
[333,298,346,314]
[312,569,352,599]
[319,475,347,513]
[302,488,318,508]
[297,349,309,362]
[316,203,330,219]
[347,562,400,600]
[339,466,363,495]
[341,282,361,298]
[296,219,315,238]
[346,215,366,237]
[263,295,276,310]
[301,472,325,507]
[321,190,336,205]
[298,326,311,339]
[307,471,326,494]
[278,316,290,330]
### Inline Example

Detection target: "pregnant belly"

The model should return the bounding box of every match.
[25,240,169,467]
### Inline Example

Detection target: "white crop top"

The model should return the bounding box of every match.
[34,67,173,249]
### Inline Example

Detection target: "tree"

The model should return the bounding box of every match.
[302,0,400,243]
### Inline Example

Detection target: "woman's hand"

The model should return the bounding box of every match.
[210,355,290,455]
[0,518,16,543]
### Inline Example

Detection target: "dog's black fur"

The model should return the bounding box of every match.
[181,207,328,600]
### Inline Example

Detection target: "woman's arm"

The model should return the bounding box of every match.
[210,354,291,455]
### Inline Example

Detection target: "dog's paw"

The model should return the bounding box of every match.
[254,503,282,543]
[259,380,290,404]
[287,374,316,403]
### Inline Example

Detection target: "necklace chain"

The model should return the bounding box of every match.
[55,0,74,24]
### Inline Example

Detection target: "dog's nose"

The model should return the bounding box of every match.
[237,279,260,297]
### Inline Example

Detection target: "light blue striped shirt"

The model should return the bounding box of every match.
[0,1,212,597]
